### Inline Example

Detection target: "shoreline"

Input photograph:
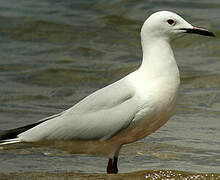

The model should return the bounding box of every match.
[1,170,219,180]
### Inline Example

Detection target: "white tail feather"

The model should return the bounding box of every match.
[0,138,20,145]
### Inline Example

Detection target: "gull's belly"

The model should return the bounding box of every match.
[132,91,177,140]
[109,79,179,145]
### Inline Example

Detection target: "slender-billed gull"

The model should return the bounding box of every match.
[0,11,215,173]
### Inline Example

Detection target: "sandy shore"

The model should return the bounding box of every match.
[0,170,219,180]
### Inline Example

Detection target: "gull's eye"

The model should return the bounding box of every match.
[167,19,175,25]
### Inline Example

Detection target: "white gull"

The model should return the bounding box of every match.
[0,11,214,173]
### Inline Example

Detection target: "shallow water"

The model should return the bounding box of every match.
[0,0,220,177]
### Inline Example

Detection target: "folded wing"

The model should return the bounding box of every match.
[18,78,138,142]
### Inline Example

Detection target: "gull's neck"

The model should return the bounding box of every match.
[138,37,180,81]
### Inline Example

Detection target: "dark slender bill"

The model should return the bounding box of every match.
[180,27,215,37]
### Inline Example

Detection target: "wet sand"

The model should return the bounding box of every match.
[0,170,219,180]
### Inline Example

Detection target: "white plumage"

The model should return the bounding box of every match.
[0,11,214,173]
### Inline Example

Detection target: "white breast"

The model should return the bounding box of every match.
[109,74,180,145]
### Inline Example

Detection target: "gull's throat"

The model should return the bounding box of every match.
[140,39,179,81]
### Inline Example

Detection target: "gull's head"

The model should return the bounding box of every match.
[141,11,215,42]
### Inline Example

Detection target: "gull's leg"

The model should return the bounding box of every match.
[107,158,113,173]
[106,157,118,174]
[107,145,121,174]
[112,156,118,173]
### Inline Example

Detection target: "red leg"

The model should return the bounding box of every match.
[112,156,118,173]
[107,146,121,174]
[107,158,113,173]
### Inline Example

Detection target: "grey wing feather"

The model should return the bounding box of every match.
[18,78,138,142]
